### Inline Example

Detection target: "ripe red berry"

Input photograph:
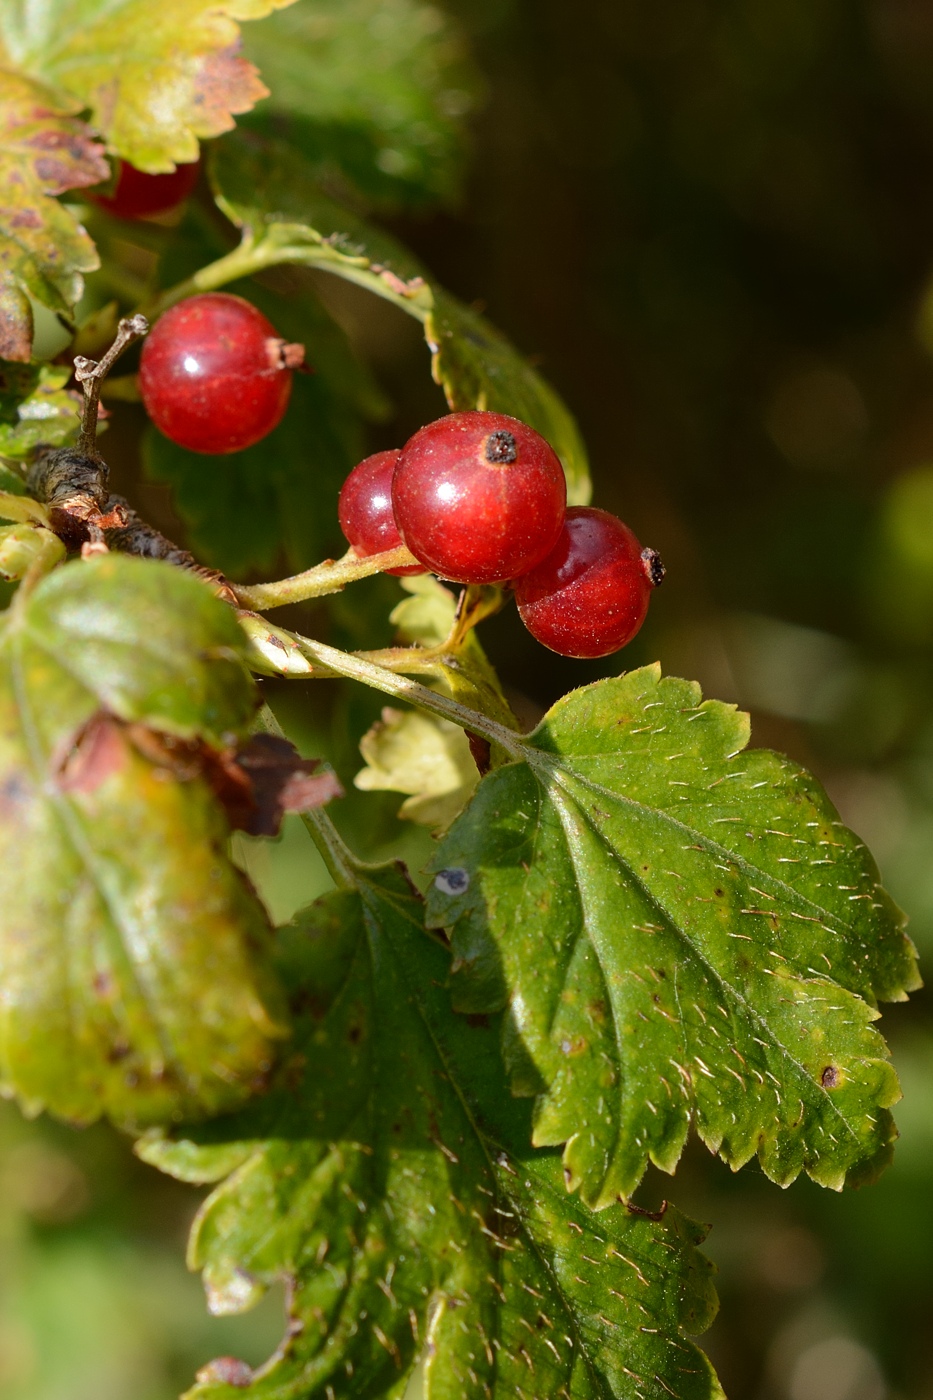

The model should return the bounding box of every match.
[391,411,566,584]
[93,159,200,219]
[338,450,425,576]
[139,294,304,455]
[514,507,665,658]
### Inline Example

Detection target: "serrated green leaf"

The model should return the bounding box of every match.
[140,858,723,1400]
[0,0,298,172]
[425,664,920,1208]
[209,130,592,505]
[144,278,380,576]
[0,70,107,360]
[241,0,479,209]
[355,706,478,829]
[0,554,288,1125]
[0,362,81,458]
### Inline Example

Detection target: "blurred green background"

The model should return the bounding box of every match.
[13,0,933,1395]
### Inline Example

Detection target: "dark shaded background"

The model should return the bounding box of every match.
[7,3,933,1397]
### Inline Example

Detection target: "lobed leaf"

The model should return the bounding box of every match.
[425,665,920,1208]
[0,554,289,1124]
[141,857,723,1400]
[209,130,592,505]
[241,0,479,208]
[0,69,106,360]
[0,0,298,173]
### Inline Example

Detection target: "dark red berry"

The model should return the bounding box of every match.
[514,507,664,657]
[338,450,425,575]
[139,294,303,455]
[93,159,200,219]
[391,410,566,584]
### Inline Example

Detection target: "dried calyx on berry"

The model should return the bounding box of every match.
[392,409,567,584]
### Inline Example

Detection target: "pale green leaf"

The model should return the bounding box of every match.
[0,554,288,1125]
[0,0,298,172]
[426,665,920,1208]
[209,130,592,505]
[141,859,723,1400]
[0,70,106,360]
[355,706,478,829]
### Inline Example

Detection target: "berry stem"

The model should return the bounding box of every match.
[237,613,526,758]
[232,545,421,611]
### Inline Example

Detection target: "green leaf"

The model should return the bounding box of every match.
[140,858,723,1400]
[355,706,478,829]
[0,0,298,172]
[425,664,920,1208]
[25,553,257,744]
[0,554,289,1125]
[209,130,592,505]
[144,279,381,576]
[0,361,81,458]
[241,0,479,208]
[0,70,107,360]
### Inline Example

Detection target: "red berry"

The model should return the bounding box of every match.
[514,507,665,658]
[139,294,303,455]
[93,159,200,219]
[338,451,426,576]
[391,411,566,584]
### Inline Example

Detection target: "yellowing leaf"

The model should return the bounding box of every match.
[0,556,289,1125]
[0,0,299,173]
[355,706,478,829]
[0,70,106,360]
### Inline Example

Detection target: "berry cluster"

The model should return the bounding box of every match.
[340,410,665,658]
[138,294,663,657]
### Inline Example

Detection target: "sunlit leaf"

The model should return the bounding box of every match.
[0,0,298,172]
[209,130,592,505]
[0,70,107,360]
[140,858,723,1400]
[0,554,289,1125]
[241,0,479,208]
[426,665,920,1207]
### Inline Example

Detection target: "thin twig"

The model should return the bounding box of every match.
[74,314,149,457]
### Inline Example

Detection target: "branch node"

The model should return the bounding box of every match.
[76,314,149,457]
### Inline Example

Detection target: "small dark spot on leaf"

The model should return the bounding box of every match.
[714,888,724,897]
[820,1066,838,1088]
[347,1024,363,1046]
[465,1012,490,1029]
[435,867,469,896]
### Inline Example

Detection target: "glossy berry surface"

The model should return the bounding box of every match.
[392,410,566,583]
[338,451,425,575]
[93,160,200,219]
[515,507,664,657]
[139,294,298,455]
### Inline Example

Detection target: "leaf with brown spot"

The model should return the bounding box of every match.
[0,554,289,1125]
[0,0,299,173]
[0,69,106,360]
